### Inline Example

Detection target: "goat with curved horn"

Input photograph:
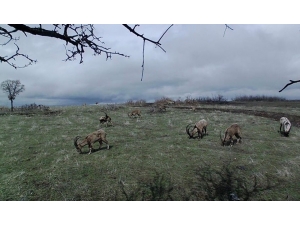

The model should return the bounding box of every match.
[74,129,109,154]
[186,119,208,139]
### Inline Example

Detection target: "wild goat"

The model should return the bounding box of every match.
[158,104,167,112]
[165,99,175,105]
[74,129,109,154]
[220,123,242,146]
[191,106,196,111]
[99,112,113,127]
[279,117,291,137]
[186,119,208,139]
[128,109,142,118]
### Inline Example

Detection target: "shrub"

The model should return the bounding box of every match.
[232,95,286,102]
[125,99,147,106]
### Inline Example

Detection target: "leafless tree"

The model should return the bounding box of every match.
[1,80,25,111]
[0,24,173,80]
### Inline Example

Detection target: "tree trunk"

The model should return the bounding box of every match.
[10,99,14,112]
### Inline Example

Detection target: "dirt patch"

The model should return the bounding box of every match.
[0,110,62,117]
[174,106,300,128]
[221,108,300,128]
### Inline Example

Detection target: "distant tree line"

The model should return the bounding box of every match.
[231,95,286,102]
[125,94,288,107]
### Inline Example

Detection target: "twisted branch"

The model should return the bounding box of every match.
[279,79,300,92]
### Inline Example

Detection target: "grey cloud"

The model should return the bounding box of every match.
[1,24,300,107]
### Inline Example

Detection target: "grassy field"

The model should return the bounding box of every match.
[1,102,300,200]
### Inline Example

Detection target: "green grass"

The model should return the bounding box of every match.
[1,102,300,200]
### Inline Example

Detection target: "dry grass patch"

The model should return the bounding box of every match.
[0,103,300,200]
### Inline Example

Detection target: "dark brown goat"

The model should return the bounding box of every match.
[99,112,113,127]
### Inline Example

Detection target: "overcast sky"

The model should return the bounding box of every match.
[1,23,300,106]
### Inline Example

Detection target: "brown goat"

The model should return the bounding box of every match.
[99,112,113,127]
[220,123,242,146]
[165,99,175,105]
[186,119,208,139]
[158,104,167,112]
[74,129,109,154]
[128,109,142,118]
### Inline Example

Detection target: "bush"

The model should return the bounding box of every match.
[192,160,279,201]
[232,95,286,102]
[125,99,147,106]
[16,103,50,111]
[116,171,174,201]
[154,97,175,105]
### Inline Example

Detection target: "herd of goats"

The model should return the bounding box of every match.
[73,108,292,155]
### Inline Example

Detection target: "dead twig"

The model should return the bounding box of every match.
[223,24,233,37]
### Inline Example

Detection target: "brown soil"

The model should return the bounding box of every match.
[174,106,300,128]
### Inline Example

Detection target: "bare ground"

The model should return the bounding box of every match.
[173,106,300,128]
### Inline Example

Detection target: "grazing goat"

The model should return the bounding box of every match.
[220,123,242,146]
[191,106,196,111]
[99,112,113,127]
[74,129,109,154]
[165,100,175,105]
[158,104,167,112]
[128,109,142,118]
[279,117,291,137]
[149,104,167,113]
[186,119,208,139]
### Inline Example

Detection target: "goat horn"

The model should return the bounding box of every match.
[186,123,193,138]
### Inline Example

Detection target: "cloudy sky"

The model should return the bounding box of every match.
[1,5,300,107]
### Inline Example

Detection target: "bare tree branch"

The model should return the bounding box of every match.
[223,24,233,37]
[1,24,173,80]
[1,24,131,68]
[141,39,146,81]
[0,43,37,69]
[122,24,173,80]
[279,79,300,92]
[158,24,173,43]
[123,24,172,53]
